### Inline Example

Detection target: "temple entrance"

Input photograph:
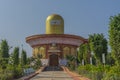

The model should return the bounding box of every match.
[49,54,59,66]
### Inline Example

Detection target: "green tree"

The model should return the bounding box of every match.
[89,33,107,64]
[83,43,91,64]
[109,14,120,65]
[37,53,42,59]
[78,43,90,65]
[0,40,9,58]
[78,44,84,64]
[34,58,41,69]
[66,54,76,70]
[21,50,27,66]
[106,52,115,65]
[13,47,19,65]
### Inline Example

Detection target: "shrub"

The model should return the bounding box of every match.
[13,66,23,78]
[0,70,14,80]
[77,65,120,80]
[7,65,23,79]
[102,66,120,80]
[77,65,105,80]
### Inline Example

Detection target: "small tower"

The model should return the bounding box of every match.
[46,14,64,34]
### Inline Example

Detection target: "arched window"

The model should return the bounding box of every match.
[63,47,70,58]
[34,47,39,57]
[71,48,76,55]
[38,47,46,58]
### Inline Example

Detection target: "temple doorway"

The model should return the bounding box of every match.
[49,54,59,66]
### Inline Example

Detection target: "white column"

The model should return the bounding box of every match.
[90,57,92,65]
[82,59,84,65]
[102,53,105,64]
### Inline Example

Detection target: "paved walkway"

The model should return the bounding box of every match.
[21,66,90,80]
[30,71,74,80]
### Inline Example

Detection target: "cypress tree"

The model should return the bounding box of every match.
[21,50,27,65]
[13,47,19,65]
[0,40,9,58]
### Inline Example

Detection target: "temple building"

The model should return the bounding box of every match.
[26,14,87,66]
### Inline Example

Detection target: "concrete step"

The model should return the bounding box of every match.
[43,66,63,71]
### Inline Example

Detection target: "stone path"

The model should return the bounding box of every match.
[30,71,74,80]
[22,66,90,80]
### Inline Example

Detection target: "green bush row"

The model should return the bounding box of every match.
[77,65,120,80]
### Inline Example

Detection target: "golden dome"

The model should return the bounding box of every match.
[46,14,64,34]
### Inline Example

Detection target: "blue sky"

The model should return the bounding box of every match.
[0,0,120,56]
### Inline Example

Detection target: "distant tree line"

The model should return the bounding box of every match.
[0,39,42,80]
[0,40,28,79]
